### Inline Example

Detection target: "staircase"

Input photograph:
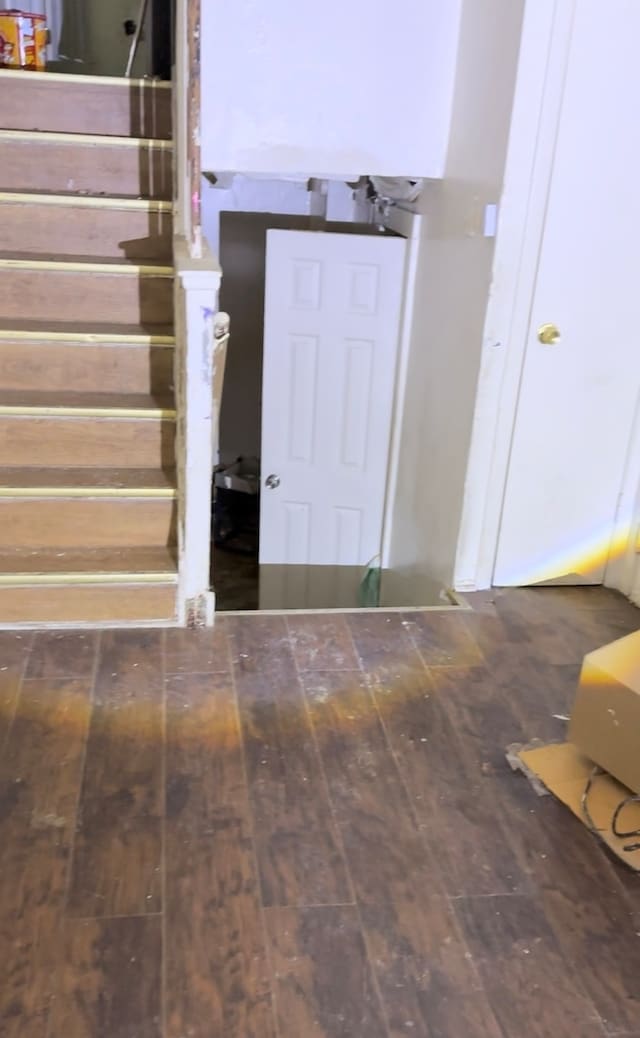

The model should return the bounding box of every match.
[0,69,178,626]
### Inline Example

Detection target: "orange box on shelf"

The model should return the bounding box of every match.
[0,9,47,70]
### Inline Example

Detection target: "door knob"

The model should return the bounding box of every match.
[265,474,280,490]
[538,323,561,345]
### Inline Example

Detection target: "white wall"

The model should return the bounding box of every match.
[385,0,525,589]
[201,0,462,179]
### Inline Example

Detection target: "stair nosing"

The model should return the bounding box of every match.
[0,487,176,499]
[0,329,175,345]
[0,404,176,420]
[0,128,173,149]
[0,67,171,89]
[0,257,173,276]
[0,191,172,213]
[0,572,178,587]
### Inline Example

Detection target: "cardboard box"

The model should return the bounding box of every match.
[568,629,640,795]
[214,458,259,496]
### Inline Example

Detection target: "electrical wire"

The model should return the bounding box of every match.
[581,767,640,854]
[611,794,640,852]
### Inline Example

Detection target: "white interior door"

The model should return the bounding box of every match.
[494,1,640,587]
[260,229,406,568]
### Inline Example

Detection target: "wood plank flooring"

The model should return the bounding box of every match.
[0,586,639,1037]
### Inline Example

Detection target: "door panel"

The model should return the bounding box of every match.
[260,230,406,568]
[494,0,640,586]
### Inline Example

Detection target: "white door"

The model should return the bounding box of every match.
[494,1,640,587]
[260,229,406,568]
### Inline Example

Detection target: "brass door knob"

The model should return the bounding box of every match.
[538,323,561,345]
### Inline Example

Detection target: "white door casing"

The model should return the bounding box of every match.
[260,229,406,568]
[493,0,640,587]
[455,0,640,593]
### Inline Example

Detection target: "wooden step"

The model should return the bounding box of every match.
[0,259,174,326]
[0,468,177,548]
[0,70,172,139]
[0,498,176,549]
[0,547,177,625]
[0,130,172,199]
[0,326,174,395]
[0,583,177,625]
[0,395,175,468]
[0,193,173,262]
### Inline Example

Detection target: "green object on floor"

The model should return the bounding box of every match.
[358,557,381,608]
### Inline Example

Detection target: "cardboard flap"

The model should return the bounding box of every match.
[515,742,640,871]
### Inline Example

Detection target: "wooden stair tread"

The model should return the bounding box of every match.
[0,546,177,577]
[0,70,172,141]
[0,320,174,342]
[0,467,176,491]
[0,391,174,413]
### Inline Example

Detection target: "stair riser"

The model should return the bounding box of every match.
[0,342,174,395]
[0,583,176,624]
[1,203,173,262]
[0,75,172,138]
[0,416,175,468]
[0,269,173,326]
[0,498,176,549]
[0,139,172,199]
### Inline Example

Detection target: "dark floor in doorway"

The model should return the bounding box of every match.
[211,544,259,611]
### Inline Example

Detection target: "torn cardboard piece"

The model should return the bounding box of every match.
[509,740,640,871]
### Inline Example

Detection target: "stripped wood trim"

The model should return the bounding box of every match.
[0,191,172,213]
[187,0,202,257]
[0,258,173,276]
[0,329,175,345]
[0,405,176,420]
[0,128,173,149]
[0,68,171,88]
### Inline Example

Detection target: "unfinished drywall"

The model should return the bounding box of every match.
[202,175,369,256]
[202,177,312,257]
[385,0,525,588]
[201,0,462,179]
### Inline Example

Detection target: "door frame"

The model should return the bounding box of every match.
[454,0,640,595]
[380,205,422,568]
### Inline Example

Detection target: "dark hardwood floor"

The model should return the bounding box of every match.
[1,586,639,1037]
